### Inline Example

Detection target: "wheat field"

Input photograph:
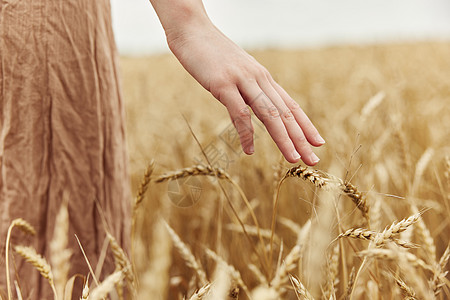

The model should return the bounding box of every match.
[5,42,450,299]
[123,42,450,299]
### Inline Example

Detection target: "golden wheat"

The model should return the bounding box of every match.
[164,221,208,285]
[89,271,123,300]
[289,274,314,300]
[14,245,57,298]
[50,198,71,299]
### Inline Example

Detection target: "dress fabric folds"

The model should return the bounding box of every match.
[0,0,130,298]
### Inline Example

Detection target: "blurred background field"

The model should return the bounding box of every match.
[111,1,450,299]
[122,42,450,299]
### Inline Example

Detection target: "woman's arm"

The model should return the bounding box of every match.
[149,0,325,166]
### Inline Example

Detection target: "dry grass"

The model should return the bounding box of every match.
[2,42,449,299]
[124,42,449,299]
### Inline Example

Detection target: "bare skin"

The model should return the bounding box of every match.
[149,0,325,166]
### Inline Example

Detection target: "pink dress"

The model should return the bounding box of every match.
[0,0,130,298]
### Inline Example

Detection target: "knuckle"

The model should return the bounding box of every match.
[287,99,301,111]
[282,109,295,121]
[236,107,252,121]
[210,81,230,99]
[255,67,268,80]
[262,105,280,121]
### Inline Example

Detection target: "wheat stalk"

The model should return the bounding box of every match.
[164,221,208,285]
[360,91,385,121]
[80,278,90,299]
[284,165,329,188]
[338,212,420,248]
[205,263,231,300]
[284,165,370,219]
[156,165,269,274]
[378,212,421,241]
[155,165,230,183]
[278,217,302,235]
[289,274,314,300]
[358,249,434,272]
[248,264,268,286]
[89,271,123,300]
[107,232,136,293]
[325,243,340,299]
[344,267,356,300]
[271,245,301,293]
[411,148,434,195]
[341,181,369,220]
[225,223,275,240]
[5,218,36,300]
[50,198,71,299]
[444,155,450,201]
[132,160,155,245]
[438,243,450,271]
[188,283,211,300]
[205,248,250,297]
[370,198,382,231]
[410,206,436,264]
[431,243,450,295]
[134,160,155,207]
[14,245,57,299]
[394,276,417,300]
[14,280,23,300]
[339,227,416,248]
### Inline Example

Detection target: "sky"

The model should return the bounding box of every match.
[111,0,450,55]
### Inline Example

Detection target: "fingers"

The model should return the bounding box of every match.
[216,72,324,166]
[219,86,255,155]
[256,79,321,166]
[240,81,302,164]
[271,80,325,147]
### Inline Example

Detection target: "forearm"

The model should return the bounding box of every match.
[149,0,212,45]
[148,0,325,165]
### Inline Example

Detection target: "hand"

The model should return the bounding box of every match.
[166,20,325,166]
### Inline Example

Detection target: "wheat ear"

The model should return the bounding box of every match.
[358,249,434,272]
[325,242,340,299]
[271,245,301,294]
[89,271,123,300]
[341,181,369,220]
[157,165,269,274]
[164,221,208,285]
[394,276,417,300]
[155,165,230,182]
[289,274,314,300]
[5,219,36,300]
[432,243,450,295]
[284,165,370,219]
[132,160,155,243]
[134,160,155,207]
[344,267,356,300]
[80,278,90,299]
[204,248,250,297]
[410,206,436,264]
[188,283,211,300]
[107,232,136,292]
[14,245,57,299]
[50,198,71,299]
[338,212,420,248]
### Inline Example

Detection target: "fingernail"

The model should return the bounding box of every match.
[247,145,254,154]
[310,153,320,163]
[316,136,325,145]
[293,151,301,160]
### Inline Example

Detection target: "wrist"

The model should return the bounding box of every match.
[158,2,213,48]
